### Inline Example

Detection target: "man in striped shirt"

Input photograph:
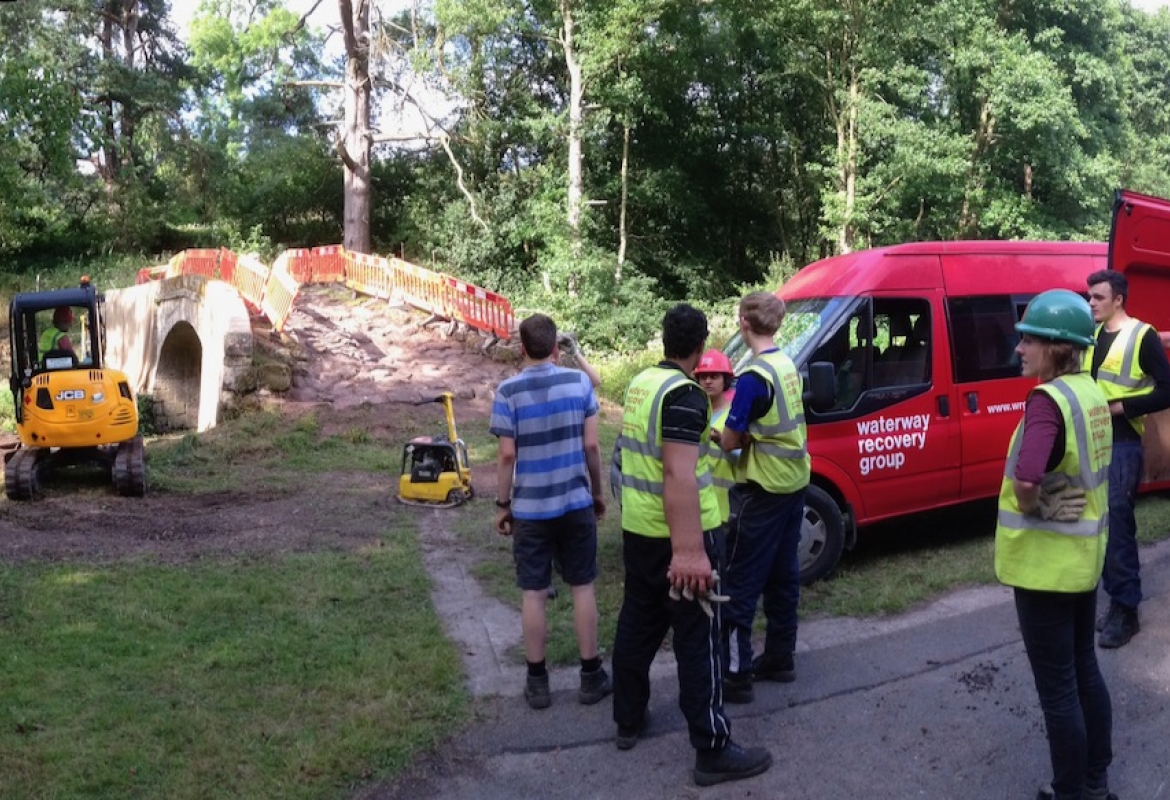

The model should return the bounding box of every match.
[491,313,610,710]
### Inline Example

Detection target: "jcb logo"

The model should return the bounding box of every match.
[56,389,86,401]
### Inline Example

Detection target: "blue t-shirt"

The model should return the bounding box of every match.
[725,348,778,433]
[490,363,599,520]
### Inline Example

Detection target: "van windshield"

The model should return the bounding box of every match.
[724,297,846,371]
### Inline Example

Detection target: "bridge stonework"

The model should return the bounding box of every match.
[104,275,253,432]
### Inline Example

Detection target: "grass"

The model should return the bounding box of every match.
[0,544,466,800]
[1,405,469,800]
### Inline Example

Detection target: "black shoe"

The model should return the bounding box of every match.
[524,673,551,709]
[1098,605,1140,649]
[1095,601,1118,633]
[615,710,650,751]
[752,652,796,682]
[1037,783,1118,800]
[722,671,754,704]
[578,666,613,705]
[693,740,773,786]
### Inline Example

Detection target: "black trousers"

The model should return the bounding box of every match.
[611,528,731,750]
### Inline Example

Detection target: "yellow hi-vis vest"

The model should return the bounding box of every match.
[617,366,722,537]
[736,350,811,494]
[38,328,67,360]
[994,373,1112,593]
[703,404,737,523]
[1087,318,1155,435]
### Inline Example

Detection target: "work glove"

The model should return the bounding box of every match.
[668,569,731,619]
[1037,474,1087,523]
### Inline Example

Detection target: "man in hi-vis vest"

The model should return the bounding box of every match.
[1086,270,1170,648]
[715,292,809,705]
[611,304,772,787]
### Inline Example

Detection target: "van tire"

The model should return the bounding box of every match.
[799,485,846,585]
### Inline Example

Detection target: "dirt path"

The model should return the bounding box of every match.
[0,285,521,573]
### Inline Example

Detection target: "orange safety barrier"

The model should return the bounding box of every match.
[279,248,314,283]
[147,245,514,342]
[136,265,168,284]
[179,248,221,280]
[261,263,300,332]
[309,245,345,283]
[219,248,238,284]
[342,251,393,300]
[441,277,515,340]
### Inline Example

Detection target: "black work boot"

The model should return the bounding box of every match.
[1098,605,1140,649]
[577,666,612,705]
[693,740,773,786]
[1095,601,1118,633]
[752,651,796,682]
[722,671,754,704]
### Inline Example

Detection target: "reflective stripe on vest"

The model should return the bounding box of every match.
[618,367,722,537]
[994,373,1112,593]
[738,351,811,494]
[704,405,736,523]
[1088,319,1155,435]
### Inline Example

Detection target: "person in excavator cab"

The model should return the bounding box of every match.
[38,306,75,362]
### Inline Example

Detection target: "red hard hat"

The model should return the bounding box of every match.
[695,349,733,376]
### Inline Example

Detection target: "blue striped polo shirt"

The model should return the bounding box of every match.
[490,362,599,520]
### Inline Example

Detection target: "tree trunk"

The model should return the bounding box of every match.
[340,0,372,254]
[616,124,630,283]
[562,0,584,294]
[958,98,996,238]
[837,66,860,255]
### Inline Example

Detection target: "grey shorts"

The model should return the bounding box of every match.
[512,507,598,590]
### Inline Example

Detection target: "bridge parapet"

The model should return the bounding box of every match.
[105,275,252,432]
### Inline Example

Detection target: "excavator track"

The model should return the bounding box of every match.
[112,436,147,497]
[4,447,46,501]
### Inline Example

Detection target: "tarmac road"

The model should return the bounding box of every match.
[368,534,1170,800]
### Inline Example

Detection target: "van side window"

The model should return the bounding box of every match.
[948,296,1021,382]
[811,298,931,414]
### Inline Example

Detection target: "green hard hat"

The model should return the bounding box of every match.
[1015,289,1096,348]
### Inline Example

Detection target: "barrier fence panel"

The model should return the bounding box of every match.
[386,258,446,315]
[151,244,515,342]
[180,249,221,280]
[231,254,269,312]
[219,248,238,284]
[342,251,393,300]
[261,264,300,332]
[309,245,345,283]
[279,249,314,283]
[441,277,515,339]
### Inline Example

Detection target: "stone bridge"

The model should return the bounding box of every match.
[103,275,253,433]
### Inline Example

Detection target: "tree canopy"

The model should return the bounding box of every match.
[2,0,1170,346]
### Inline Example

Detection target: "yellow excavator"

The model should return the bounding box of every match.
[5,277,145,500]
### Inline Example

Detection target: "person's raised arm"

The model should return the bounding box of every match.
[584,413,605,520]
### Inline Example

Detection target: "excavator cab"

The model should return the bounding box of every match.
[396,392,473,508]
[5,277,146,500]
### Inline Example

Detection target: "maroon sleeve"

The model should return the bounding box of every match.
[1013,391,1064,484]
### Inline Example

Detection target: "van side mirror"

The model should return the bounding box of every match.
[804,361,836,410]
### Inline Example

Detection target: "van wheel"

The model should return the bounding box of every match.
[799,485,846,585]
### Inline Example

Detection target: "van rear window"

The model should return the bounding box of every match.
[948,296,1025,382]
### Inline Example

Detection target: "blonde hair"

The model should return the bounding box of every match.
[739,292,786,336]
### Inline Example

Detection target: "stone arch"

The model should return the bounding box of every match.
[154,321,203,432]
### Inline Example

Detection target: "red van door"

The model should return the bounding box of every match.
[1111,189,1170,485]
[812,292,961,522]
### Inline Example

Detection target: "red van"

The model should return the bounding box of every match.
[728,188,1170,583]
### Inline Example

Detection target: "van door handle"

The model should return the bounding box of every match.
[937,395,950,417]
[966,392,978,413]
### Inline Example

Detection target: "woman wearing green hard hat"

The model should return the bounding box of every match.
[995,288,1117,800]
